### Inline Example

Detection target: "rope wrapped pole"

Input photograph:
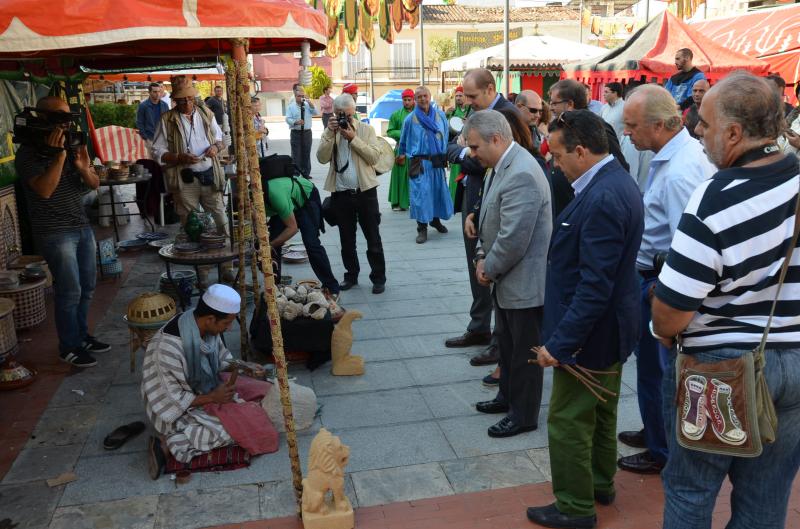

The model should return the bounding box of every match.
[226,57,251,362]
[229,38,303,512]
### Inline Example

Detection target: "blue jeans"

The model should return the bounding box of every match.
[635,276,669,463]
[662,347,800,529]
[37,227,97,353]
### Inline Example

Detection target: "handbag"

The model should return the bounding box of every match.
[674,192,799,457]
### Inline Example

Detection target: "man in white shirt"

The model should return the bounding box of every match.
[616,83,714,476]
[601,82,625,140]
[285,84,318,178]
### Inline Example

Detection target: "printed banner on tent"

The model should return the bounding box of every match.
[457,29,522,56]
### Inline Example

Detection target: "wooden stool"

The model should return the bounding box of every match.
[124,317,163,373]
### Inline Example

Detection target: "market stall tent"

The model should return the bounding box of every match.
[562,10,770,86]
[691,4,800,88]
[441,35,606,95]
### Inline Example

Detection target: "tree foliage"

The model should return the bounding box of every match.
[427,36,458,67]
[88,103,138,129]
[304,65,332,99]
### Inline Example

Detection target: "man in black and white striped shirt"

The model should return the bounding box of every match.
[652,72,800,529]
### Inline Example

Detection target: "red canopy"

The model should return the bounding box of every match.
[0,0,326,71]
[563,11,770,84]
[692,5,800,87]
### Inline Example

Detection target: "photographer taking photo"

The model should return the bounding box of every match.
[15,96,109,368]
[317,94,387,294]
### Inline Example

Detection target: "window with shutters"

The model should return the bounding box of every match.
[345,44,370,78]
[391,41,416,79]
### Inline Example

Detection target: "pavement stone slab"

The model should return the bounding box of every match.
[0,480,63,529]
[351,463,453,507]
[404,355,484,386]
[441,450,547,494]
[526,447,552,482]
[419,380,498,419]
[258,479,299,519]
[95,383,144,419]
[319,388,433,429]
[25,405,99,449]
[390,333,485,358]
[335,422,456,473]
[48,495,159,529]
[154,485,261,529]
[379,314,465,338]
[349,337,399,362]
[2,444,83,485]
[47,372,114,409]
[438,413,549,459]
[80,412,151,458]
[309,359,415,397]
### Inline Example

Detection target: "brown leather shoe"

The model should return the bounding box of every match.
[617,451,665,474]
[445,331,491,348]
[469,344,499,366]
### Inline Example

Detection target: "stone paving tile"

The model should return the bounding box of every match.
[379,314,465,338]
[48,495,159,529]
[2,444,83,485]
[349,337,399,362]
[258,479,300,520]
[526,447,552,482]
[80,411,151,458]
[0,480,63,529]
[419,380,498,419]
[335,422,456,473]
[46,371,114,409]
[390,332,484,358]
[309,359,415,396]
[95,383,144,419]
[438,413,549,459]
[154,485,261,529]
[25,404,100,449]
[351,463,453,507]
[318,388,433,429]
[440,451,547,494]
[404,354,484,386]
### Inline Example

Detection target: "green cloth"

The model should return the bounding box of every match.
[265,177,314,220]
[446,105,471,203]
[548,363,622,517]
[387,107,412,209]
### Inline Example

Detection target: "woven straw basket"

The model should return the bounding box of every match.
[127,292,176,326]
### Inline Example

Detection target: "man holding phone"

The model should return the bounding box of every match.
[152,76,228,238]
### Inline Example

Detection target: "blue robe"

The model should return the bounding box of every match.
[398,108,454,224]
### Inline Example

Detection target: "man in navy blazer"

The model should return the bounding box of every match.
[527,110,643,529]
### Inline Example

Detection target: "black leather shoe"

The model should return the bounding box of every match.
[482,372,499,387]
[594,490,615,506]
[372,284,385,294]
[617,429,646,448]
[430,219,448,233]
[340,279,358,291]
[445,331,491,348]
[617,450,665,474]
[475,399,509,414]
[415,228,427,244]
[487,416,537,438]
[526,503,597,529]
[469,344,499,364]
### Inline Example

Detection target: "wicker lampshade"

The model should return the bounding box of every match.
[127,292,176,325]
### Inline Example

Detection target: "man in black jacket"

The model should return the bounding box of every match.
[547,79,629,219]
[444,68,519,368]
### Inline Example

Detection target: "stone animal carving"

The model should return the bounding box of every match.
[330,310,364,376]
[301,428,352,522]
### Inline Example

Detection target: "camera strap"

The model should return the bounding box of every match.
[730,143,780,168]
[180,111,197,153]
[333,137,350,175]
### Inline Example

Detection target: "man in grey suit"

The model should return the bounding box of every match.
[464,110,553,438]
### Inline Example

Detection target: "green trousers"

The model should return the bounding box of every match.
[548,363,622,517]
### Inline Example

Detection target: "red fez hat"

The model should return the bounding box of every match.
[455,86,464,93]
[401,89,415,98]
[343,83,359,94]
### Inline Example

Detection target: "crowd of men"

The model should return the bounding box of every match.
[18,46,800,529]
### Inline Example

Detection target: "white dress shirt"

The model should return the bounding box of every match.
[152,109,223,172]
[571,154,614,195]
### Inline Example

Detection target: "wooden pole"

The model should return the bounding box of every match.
[226,57,251,362]
[229,38,304,512]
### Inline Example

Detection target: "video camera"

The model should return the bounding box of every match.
[13,107,86,154]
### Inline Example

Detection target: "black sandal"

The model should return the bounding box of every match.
[103,421,146,450]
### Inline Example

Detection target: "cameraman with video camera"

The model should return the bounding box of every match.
[317,94,387,294]
[15,96,109,368]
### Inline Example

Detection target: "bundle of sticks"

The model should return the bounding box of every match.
[529,347,618,402]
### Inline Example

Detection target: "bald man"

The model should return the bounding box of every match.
[14,96,108,368]
[515,90,544,149]
[683,79,709,140]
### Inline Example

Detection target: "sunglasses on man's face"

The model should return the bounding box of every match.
[174,98,191,104]
[527,107,542,114]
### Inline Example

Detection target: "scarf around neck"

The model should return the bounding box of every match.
[178,309,221,395]
[414,105,444,156]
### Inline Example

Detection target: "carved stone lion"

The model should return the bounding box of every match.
[302,428,352,517]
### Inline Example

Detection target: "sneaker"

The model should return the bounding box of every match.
[84,335,111,354]
[60,347,98,368]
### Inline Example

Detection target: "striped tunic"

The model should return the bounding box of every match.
[655,155,800,352]
[141,320,234,463]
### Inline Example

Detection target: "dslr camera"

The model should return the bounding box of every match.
[13,107,86,154]
[337,111,350,131]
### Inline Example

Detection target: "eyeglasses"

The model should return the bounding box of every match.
[550,100,568,106]
[556,112,574,129]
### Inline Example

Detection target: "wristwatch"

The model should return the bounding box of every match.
[649,320,665,340]
[472,250,486,268]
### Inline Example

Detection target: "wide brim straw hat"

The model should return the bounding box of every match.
[171,76,198,99]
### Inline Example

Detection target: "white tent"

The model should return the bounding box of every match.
[441,35,607,73]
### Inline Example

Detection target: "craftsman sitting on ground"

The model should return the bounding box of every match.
[262,163,341,297]
[141,284,277,479]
